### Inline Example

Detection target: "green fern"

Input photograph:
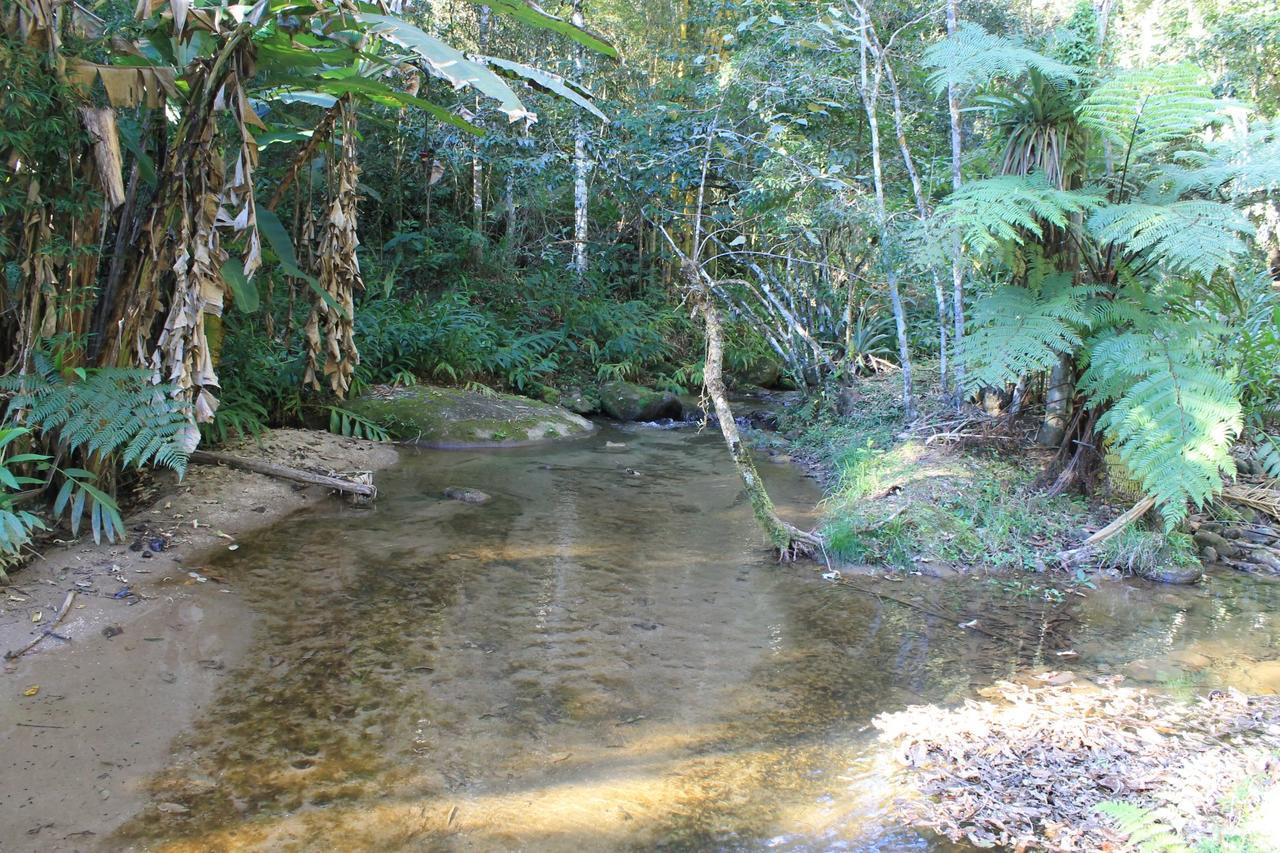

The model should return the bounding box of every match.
[1079,65,1221,162]
[923,22,1079,93]
[1089,200,1254,282]
[1164,117,1280,199]
[327,406,390,442]
[1255,431,1280,479]
[0,354,191,475]
[1095,801,1189,852]
[932,174,1101,257]
[0,427,49,565]
[1082,321,1242,527]
[959,274,1100,392]
[200,394,268,446]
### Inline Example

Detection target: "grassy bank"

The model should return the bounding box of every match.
[769,364,1200,581]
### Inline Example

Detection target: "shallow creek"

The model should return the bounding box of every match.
[106,425,1280,850]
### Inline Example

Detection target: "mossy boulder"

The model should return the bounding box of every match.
[560,387,600,416]
[598,381,683,422]
[349,385,595,447]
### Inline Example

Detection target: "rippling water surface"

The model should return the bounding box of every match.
[116,425,1280,851]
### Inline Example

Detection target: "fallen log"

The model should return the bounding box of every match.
[189,450,376,500]
[1056,495,1157,566]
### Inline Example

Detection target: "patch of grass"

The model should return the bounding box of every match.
[1095,527,1200,576]
[784,364,1095,574]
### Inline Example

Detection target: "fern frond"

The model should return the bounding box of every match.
[1079,65,1221,161]
[1166,116,1280,199]
[933,174,1102,257]
[0,357,191,475]
[959,274,1101,391]
[1083,323,1242,527]
[1095,801,1189,852]
[1089,200,1254,282]
[924,22,1079,93]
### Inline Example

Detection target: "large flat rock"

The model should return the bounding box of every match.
[349,385,595,447]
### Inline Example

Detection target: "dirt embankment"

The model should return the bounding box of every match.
[0,429,398,851]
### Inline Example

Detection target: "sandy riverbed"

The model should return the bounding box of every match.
[0,430,397,851]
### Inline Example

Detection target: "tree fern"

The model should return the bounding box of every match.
[1095,801,1189,852]
[1082,320,1242,527]
[932,173,1101,257]
[959,274,1100,392]
[0,354,191,474]
[1079,65,1221,162]
[1164,117,1280,199]
[923,22,1079,94]
[1089,200,1254,281]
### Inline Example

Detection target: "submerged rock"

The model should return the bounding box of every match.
[443,487,490,504]
[598,381,683,422]
[348,385,594,447]
[1136,563,1204,585]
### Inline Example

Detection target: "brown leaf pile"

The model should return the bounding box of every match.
[874,680,1280,850]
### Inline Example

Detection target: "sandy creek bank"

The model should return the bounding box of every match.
[0,430,398,850]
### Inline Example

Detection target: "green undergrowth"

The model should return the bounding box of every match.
[778,364,1097,575]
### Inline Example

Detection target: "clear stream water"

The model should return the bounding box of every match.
[116,424,1280,851]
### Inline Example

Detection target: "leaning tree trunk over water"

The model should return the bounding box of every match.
[684,261,823,560]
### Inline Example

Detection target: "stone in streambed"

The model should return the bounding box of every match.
[1136,563,1204,585]
[444,487,490,504]
[598,381,682,422]
[1194,529,1239,558]
[348,385,594,447]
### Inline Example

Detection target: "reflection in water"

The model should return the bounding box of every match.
[116,427,1280,851]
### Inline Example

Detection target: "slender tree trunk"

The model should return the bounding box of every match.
[946,0,966,398]
[686,263,821,558]
[470,5,490,266]
[859,14,913,420]
[883,58,947,390]
[570,0,590,283]
[658,116,821,559]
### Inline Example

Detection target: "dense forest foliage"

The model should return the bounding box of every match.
[1,0,1278,564]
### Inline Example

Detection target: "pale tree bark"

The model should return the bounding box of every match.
[570,0,590,282]
[470,4,491,265]
[946,0,966,397]
[882,54,947,390]
[858,12,914,421]
[656,118,822,559]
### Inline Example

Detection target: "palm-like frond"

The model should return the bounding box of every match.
[960,274,1101,392]
[932,173,1102,256]
[1082,321,1241,527]
[1089,200,1254,281]
[1,354,191,474]
[1079,65,1221,161]
[924,22,1079,93]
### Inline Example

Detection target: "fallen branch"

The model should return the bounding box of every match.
[1056,495,1156,565]
[5,590,76,660]
[189,450,376,500]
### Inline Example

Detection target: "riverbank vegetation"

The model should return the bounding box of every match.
[4,0,1278,572]
[3,0,1280,846]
